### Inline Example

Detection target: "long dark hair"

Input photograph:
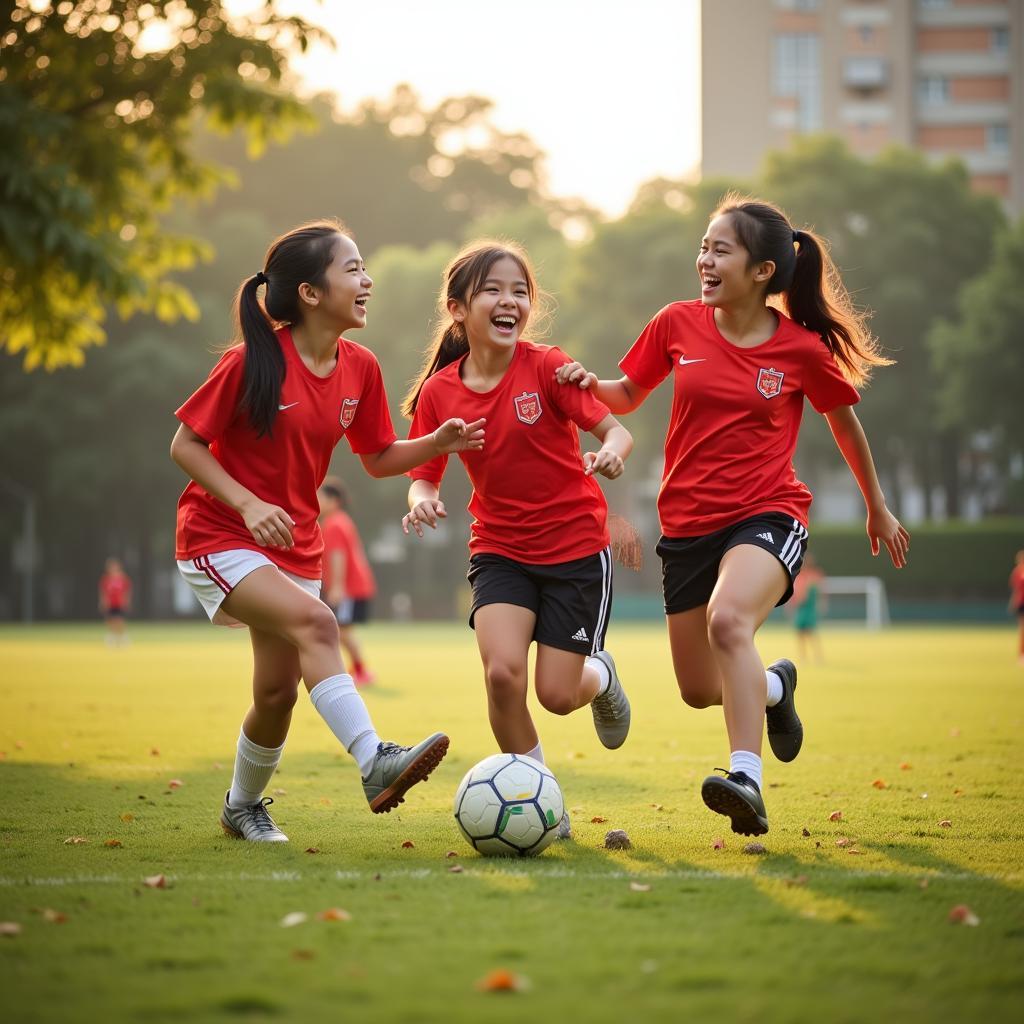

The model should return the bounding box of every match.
[401,240,546,418]
[712,193,890,385]
[233,219,348,436]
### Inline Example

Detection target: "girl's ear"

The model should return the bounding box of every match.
[753,260,776,284]
[297,281,320,309]
[446,297,465,322]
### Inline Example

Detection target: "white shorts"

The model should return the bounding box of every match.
[177,550,321,627]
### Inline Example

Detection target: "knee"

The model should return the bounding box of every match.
[296,602,340,650]
[484,661,527,707]
[706,603,752,653]
[678,684,718,710]
[536,685,576,717]
[255,681,299,717]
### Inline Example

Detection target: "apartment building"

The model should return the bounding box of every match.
[701,0,1023,212]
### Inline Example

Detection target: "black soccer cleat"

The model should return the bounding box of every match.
[701,770,769,836]
[765,658,803,763]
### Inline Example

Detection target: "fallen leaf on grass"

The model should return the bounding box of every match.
[143,875,167,889]
[847,849,864,856]
[835,837,854,848]
[401,840,415,849]
[948,905,979,926]
[41,909,67,923]
[448,865,464,874]
[446,851,459,858]
[167,779,183,789]
[629,882,651,892]
[939,820,952,828]
[953,788,965,797]
[829,810,843,822]
[899,762,913,771]
[743,842,767,855]
[280,912,308,928]
[316,908,351,922]
[63,837,89,845]
[119,814,134,823]
[650,803,664,811]
[150,748,160,757]
[590,816,608,824]
[713,838,726,850]
[872,779,887,789]
[291,949,316,961]
[0,922,21,937]
[103,839,122,848]
[476,968,529,992]
[304,848,320,855]
[801,828,811,837]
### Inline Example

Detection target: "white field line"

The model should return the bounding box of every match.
[1,867,1019,887]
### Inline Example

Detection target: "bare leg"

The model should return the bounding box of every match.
[242,626,301,748]
[666,604,722,708]
[534,644,596,716]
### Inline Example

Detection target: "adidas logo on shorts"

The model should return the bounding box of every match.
[572,627,589,642]
[757,531,775,544]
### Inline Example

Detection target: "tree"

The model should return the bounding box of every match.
[0,0,328,369]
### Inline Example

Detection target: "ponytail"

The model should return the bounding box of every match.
[231,219,349,437]
[714,194,891,386]
[402,323,470,418]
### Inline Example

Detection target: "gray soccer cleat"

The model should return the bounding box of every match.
[220,793,289,843]
[589,650,631,749]
[701,770,769,836]
[556,809,573,840]
[362,733,450,814]
[765,658,803,762]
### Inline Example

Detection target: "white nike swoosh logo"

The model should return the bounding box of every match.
[278,402,299,410]
[678,357,706,366]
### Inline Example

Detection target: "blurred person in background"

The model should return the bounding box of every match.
[1010,549,1024,665]
[98,557,132,647]
[790,551,827,664]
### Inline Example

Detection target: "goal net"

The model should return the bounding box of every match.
[820,576,890,630]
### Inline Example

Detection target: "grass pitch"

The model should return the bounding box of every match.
[1,621,1022,1023]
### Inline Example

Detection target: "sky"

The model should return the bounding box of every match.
[268,0,702,218]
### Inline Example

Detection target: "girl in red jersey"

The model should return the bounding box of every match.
[400,241,634,839]
[1009,550,1024,665]
[98,557,132,646]
[171,220,485,843]
[557,195,910,836]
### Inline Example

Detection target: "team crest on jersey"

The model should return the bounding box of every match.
[514,391,542,425]
[340,398,359,428]
[756,367,784,399]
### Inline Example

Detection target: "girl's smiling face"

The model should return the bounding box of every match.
[309,233,373,329]
[450,255,532,351]
[696,214,773,307]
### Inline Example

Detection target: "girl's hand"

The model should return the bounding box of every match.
[583,449,625,480]
[555,360,598,389]
[241,499,295,548]
[433,417,485,454]
[403,499,447,538]
[867,505,910,568]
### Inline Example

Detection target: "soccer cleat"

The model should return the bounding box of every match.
[589,650,631,749]
[701,770,769,836]
[362,733,449,814]
[556,809,573,840]
[765,658,803,762]
[220,793,289,843]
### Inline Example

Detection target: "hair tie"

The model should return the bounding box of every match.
[792,230,801,244]
[254,271,267,286]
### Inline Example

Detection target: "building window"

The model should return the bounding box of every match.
[774,34,822,131]
[988,124,1009,153]
[917,76,949,104]
[991,28,1010,55]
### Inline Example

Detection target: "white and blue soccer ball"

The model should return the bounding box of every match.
[453,753,564,857]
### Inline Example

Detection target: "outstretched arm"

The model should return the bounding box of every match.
[554,362,652,415]
[359,417,485,478]
[824,405,910,568]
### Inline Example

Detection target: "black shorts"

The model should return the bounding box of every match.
[105,606,125,619]
[466,548,613,655]
[327,597,371,626]
[657,512,809,615]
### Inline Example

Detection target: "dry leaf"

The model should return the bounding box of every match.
[713,838,726,850]
[319,798,331,806]
[119,813,134,823]
[41,908,67,923]
[590,816,608,824]
[143,875,167,889]
[828,810,843,822]
[150,748,160,757]
[953,788,965,797]
[316,908,351,922]
[448,865,464,873]
[304,848,320,855]
[836,837,854,848]
[899,762,912,771]
[650,803,664,811]
[446,851,459,858]
[743,842,767,855]
[604,829,631,850]
[0,922,21,937]
[103,839,122,848]
[948,904,979,926]
[801,828,811,837]
[63,836,89,845]
[476,968,527,992]
[167,779,183,789]
[291,949,316,960]
[629,882,651,892]
[847,849,864,855]
[872,779,887,789]
[280,912,308,928]
[401,840,415,849]
[939,820,952,828]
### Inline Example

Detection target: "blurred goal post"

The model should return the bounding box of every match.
[820,576,890,630]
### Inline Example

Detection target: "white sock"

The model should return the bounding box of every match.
[765,670,783,707]
[586,655,611,696]
[309,674,381,776]
[729,750,763,790]
[523,742,544,765]
[228,730,284,808]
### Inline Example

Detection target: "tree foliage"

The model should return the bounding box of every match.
[0,0,328,369]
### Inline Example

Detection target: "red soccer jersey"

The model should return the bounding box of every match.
[409,341,611,564]
[620,300,860,537]
[99,573,131,608]
[1010,565,1024,608]
[321,510,376,598]
[175,328,397,578]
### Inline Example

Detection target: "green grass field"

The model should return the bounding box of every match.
[1,621,1022,1022]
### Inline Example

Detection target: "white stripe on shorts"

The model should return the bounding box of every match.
[592,545,613,655]
[778,518,809,573]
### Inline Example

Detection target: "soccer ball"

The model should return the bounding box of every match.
[453,753,564,857]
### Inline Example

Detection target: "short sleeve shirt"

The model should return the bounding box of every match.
[620,300,859,537]
[321,510,376,598]
[175,328,396,577]
[409,341,612,564]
